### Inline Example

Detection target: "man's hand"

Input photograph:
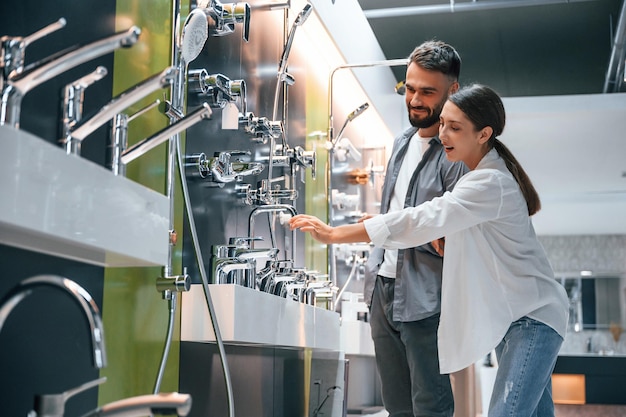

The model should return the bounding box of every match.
[431,237,445,257]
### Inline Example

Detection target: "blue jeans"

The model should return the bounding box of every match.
[489,317,563,417]
[370,276,454,417]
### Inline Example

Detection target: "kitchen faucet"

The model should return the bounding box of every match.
[1,24,141,128]
[63,66,178,155]
[0,275,106,369]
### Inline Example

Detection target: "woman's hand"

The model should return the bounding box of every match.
[289,214,335,244]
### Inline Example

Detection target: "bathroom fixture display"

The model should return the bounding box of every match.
[120,102,213,165]
[196,0,251,42]
[62,66,178,156]
[80,392,192,417]
[248,204,297,259]
[272,3,313,123]
[267,3,313,189]
[61,66,109,150]
[239,112,282,144]
[181,284,341,349]
[0,275,106,369]
[109,99,162,176]
[0,125,169,266]
[326,59,407,301]
[1,23,141,128]
[185,150,264,185]
[188,69,247,114]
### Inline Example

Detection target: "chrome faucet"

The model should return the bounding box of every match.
[239,112,282,144]
[120,102,213,165]
[109,99,161,176]
[1,24,141,128]
[196,0,251,42]
[61,66,109,149]
[188,69,247,114]
[63,66,178,155]
[211,256,257,288]
[79,392,192,417]
[0,275,107,369]
[1,18,66,85]
[211,151,264,183]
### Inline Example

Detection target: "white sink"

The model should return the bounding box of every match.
[0,125,169,267]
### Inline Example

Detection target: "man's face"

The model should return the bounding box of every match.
[404,62,457,129]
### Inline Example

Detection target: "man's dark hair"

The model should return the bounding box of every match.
[408,40,461,81]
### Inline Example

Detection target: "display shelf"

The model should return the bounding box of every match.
[181,284,341,351]
[0,125,169,267]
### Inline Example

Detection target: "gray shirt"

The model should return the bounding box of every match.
[363,126,468,322]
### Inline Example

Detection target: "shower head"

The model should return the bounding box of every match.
[180,8,209,64]
[346,102,369,121]
[277,3,313,74]
[333,102,369,146]
[294,3,313,26]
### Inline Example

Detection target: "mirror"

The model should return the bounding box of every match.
[558,274,626,332]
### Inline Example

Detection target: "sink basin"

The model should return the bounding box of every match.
[0,125,169,267]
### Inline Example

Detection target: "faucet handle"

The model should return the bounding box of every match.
[223,2,251,42]
[2,18,67,79]
[31,377,107,417]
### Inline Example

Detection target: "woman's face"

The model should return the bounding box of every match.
[439,100,491,170]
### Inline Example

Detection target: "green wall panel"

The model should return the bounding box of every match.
[100,0,188,405]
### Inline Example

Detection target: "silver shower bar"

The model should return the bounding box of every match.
[363,0,603,19]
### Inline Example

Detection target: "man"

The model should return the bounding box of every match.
[363,40,468,417]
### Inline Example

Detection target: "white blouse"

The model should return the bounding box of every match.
[364,149,569,374]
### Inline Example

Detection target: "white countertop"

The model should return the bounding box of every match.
[181,284,341,351]
[0,125,169,267]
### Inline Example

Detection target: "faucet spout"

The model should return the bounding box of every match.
[65,66,178,150]
[0,275,107,368]
[80,392,192,417]
[120,102,212,165]
[1,26,141,128]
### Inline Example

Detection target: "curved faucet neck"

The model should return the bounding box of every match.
[0,275,107,368]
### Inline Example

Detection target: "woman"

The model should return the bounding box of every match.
[290,84,569,417]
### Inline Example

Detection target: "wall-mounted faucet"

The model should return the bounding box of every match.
[1,24,141,128]
[239,112,282,144]
[0,275,107,369]
[188,69,247,114]
[196,0,251,42]
[62,66,177,156]
[186,150,264,185]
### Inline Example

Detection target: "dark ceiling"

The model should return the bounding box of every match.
[357,0,625,97]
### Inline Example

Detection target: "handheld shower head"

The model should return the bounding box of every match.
[180,8,209,64]
[333,102,369,146]
[347,102,369,121]
[294,3,313,26]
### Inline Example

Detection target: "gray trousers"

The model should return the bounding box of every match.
[369,276,454,417]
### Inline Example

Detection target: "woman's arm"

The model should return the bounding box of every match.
[289,214,371,244]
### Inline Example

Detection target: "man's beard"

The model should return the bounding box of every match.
[408,98,446,129]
